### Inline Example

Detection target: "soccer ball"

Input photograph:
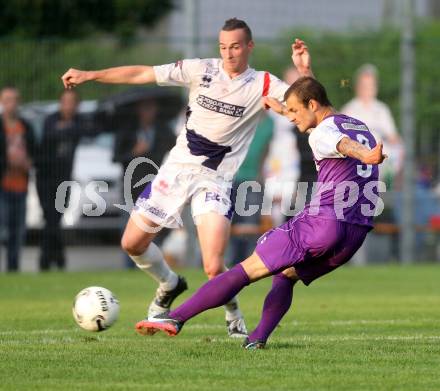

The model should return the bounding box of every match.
[72,286,120,332]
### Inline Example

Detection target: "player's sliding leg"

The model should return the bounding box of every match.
[136,263,250,336]
[243,269,298,350]
[196,212,248,337]
[135,252,270,336]
[122,212,187,323]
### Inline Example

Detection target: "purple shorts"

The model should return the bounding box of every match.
[255,211,371,285]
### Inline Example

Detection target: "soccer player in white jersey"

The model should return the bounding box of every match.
[61,18,313,338]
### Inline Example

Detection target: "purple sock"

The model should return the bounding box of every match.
[248,273,296,342]
[169,264,250,322]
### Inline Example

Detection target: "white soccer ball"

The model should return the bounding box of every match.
[72,286,120,332]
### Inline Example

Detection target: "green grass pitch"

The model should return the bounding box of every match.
[1,265,439,390]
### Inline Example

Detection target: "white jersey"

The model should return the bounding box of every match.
[153,58,288,177]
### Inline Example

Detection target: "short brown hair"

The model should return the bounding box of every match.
[222,18,253,42]
[284,77,332,107]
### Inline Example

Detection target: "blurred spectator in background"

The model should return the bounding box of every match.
[228,114,273,265]
[113,99,176,267]
[0,86,36,272]
[264,67,301,226]
[113,99,175,201]
[341,64,404,187]
[36,89,87,271]
[394,163,440,255]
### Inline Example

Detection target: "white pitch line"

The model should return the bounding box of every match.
[0,318,436,336]
[277,335,440,343]
[2,335,439,345]
[186,335,440,343]
[190,318,436,329]
[0,329,77,336]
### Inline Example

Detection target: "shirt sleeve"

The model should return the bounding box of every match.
[153,59,201,87]
[267,74,289,101]
[308,120,348,160]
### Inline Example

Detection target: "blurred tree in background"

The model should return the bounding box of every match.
[0,0,176,100]
[0,0,174,40]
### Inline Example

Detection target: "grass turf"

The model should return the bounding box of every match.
[0,265,439,390]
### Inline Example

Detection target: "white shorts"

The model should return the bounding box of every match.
[134,162,234,228]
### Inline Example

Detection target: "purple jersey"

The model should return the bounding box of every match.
[305,114,379,227]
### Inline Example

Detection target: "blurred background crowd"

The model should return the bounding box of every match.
[1,0,439,272]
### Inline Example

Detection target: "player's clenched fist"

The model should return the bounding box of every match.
[362,142,388,165]
[61,68,90,89]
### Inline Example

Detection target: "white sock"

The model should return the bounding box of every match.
[224,296,242,321]
[129,242,178,291]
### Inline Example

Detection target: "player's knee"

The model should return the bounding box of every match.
[121,235,147,256]
[203,260,224,280]
[282,267,300,281]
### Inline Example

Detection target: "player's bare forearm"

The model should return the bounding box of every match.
[262,97,287,116]
[337,138,387,165]
[92,66,155,84]
[337,138,366,160]
[62,66,155,88]
[298,67,314,78]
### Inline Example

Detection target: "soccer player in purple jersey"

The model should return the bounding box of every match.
[137,76,387,348]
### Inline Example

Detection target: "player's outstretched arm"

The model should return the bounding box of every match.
[262,96,287,116]
[61,66,156,89]
[292,38,314,78]
[337,138,387,165]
